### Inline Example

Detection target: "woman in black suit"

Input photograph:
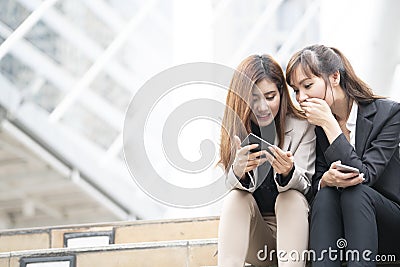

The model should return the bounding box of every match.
[285,44,400,267]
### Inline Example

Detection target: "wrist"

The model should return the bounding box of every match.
[320,172,330,188]
[322,119,342,144]
[232,165,244,180]
[282,165,294,178]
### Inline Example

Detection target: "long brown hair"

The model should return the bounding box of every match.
[286,44,383,104]
[218,54,303,171]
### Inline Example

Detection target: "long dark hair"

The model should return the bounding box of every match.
[218,54,304,171]
[286,44,383,104]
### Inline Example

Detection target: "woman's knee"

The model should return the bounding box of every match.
[340,184,374,211]
[275,189,309,214]
[312,186,340,211]
[222,189,256,215]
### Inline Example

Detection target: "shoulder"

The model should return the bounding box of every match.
[360,98,400,118]
[374,98,400,110]
[285,114,315,136]
[361,98,400,112]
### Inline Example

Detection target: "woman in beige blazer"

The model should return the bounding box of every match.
[218,54,316,267]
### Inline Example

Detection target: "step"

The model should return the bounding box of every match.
[0,216,219,252]
[0,238,218,267]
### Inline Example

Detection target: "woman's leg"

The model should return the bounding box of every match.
[340,184,400,267]
[275,189,310,267]
[310,187,342,267]
[218,189,276,267]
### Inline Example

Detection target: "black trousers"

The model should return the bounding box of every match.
[310,185,400,267]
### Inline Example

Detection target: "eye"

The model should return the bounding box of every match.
[293,89,299,94]
[265,95,275,101]
[304,83,313,89]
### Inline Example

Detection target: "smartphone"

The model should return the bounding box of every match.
[241,133,274,157]
[336,163,360,174]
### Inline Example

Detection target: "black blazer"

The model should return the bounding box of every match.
[312,99,400,204]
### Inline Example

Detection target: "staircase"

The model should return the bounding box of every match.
[1,216,399,267]
[0,217,219,267]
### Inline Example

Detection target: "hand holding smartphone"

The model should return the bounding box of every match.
[241,133,274,157]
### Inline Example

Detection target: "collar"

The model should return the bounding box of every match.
[346,100,358,127]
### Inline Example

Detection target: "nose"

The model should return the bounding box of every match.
[258,98,269,112]
[297,90,308,104]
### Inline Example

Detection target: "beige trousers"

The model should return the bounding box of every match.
[217,189,309,267]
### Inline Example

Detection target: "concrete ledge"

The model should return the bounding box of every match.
[0,216,219,252]
[1,238,218,267]
[0,216,219,234]
[7,238,217,256]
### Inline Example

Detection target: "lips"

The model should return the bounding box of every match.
[256,114,271,120]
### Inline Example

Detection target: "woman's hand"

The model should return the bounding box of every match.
[320,160,365,188]
[300,98,342,143]
[265,146,294,177]
[232,135,268,179]
[299,98,336,126]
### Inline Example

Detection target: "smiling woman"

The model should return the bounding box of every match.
[217,54,316,267]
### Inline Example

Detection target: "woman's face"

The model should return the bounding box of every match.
[250,78,281,127]
[290,66,334,106]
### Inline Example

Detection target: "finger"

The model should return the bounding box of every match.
[341,172,361,180]
[237,144,259,157]
[271,158,287,172]
[242,144,259,153]
[300,102,320,111]
[266,146,278,159]
[268,147,291,166]
[270,161,282,173]
[305,98,325,105]
[331,160,342,169]
[257,158,268,166]
[264,151,275,164]
[331,169,357,180]
[332,168,359,179]
[245,162,263,173]
[341,176,364,188]
[300,101,312,108]
[248,150,266,160]
[269,146,287,158]
[247,160,260,167]
[270,153,288,167]
[234,135,242,150]
[245,165,259,173]
[247,158,267,167]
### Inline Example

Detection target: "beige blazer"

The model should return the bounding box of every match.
[226,115,316,195]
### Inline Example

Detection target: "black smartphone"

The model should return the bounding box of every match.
[241,133,274,157]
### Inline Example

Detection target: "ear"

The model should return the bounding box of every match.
[329,70,340,86]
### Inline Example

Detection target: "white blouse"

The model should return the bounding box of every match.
[346,101,358,149]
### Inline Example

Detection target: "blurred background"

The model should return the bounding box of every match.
[0,0,399,229]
